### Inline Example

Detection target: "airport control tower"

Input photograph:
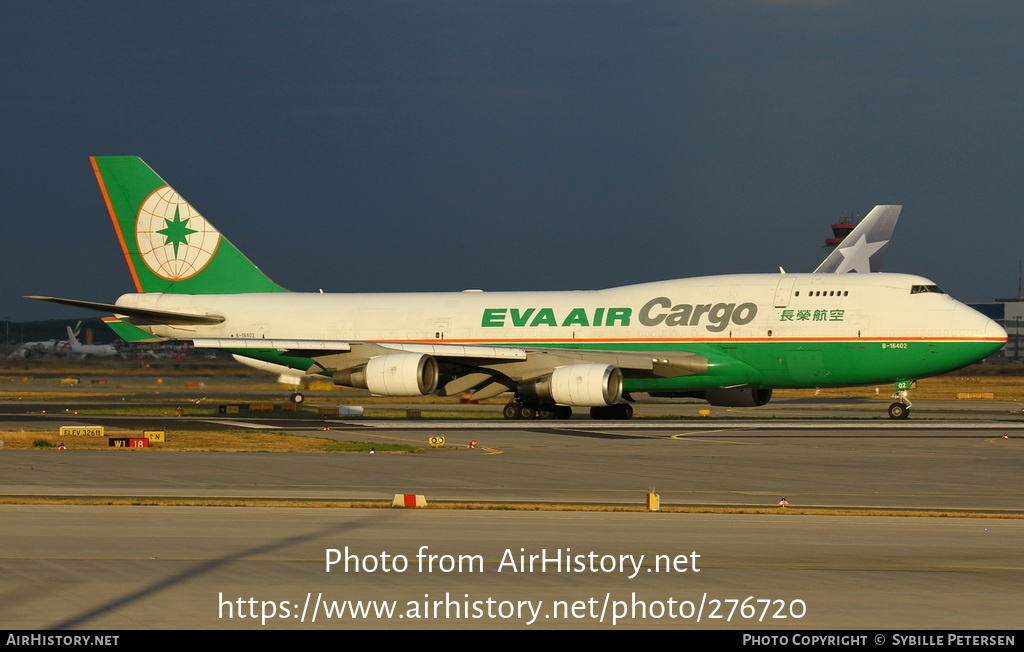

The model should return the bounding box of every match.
[822,214,857,253]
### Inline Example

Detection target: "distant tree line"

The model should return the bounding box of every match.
[1,317,111,345]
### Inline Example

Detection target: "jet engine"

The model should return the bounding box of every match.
[518,363,623,407]
[333,353,439,396]
[702,388,772,407]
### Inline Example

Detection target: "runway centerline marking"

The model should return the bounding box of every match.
[670,429,760,444]
[548,428,663,439]
[348,432,431,445]
[200,419,276,429]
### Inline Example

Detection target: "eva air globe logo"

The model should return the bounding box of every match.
[135,187,221,280]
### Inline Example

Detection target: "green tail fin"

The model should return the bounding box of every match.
[91,156,287,294]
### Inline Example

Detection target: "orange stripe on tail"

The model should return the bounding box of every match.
[90,156,142,293]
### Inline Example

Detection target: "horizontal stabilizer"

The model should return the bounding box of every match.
[25,296,225,325]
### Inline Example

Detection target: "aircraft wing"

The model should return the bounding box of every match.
[189,338,705,373]
[813,205,901,274]
[27,294,709,402]
[189,338,708,400]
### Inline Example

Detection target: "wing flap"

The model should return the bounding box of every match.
[191,338,354,354]
[189,338,528,361]
[519,348,708,377]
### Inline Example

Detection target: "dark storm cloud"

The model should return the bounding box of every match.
[2,1,1023,320]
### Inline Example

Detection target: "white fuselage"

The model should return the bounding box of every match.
[114,272,1000,345]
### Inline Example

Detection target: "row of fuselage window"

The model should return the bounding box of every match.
[794,290,849,297]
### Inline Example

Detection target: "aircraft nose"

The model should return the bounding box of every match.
[960,303,1007,356]
[986,316,1008,344]
[953,302,1006,359]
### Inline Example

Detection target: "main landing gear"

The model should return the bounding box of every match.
[501,398,634,420]
[887,391,912,420]
[501,399,572,420]
[289,392,305,404]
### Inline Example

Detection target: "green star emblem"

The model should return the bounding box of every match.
[156,206,197,258]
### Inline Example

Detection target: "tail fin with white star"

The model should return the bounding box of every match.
[814,205,902,274]
[90,156,286,294]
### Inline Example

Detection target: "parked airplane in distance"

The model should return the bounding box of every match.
[814,205,900,274]
[8,322,117,359]
[29,157,1006,419]
[10,338,64,359]
[63,325,119,358]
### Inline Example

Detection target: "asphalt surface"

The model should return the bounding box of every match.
[1,506,1020,630]
[1,382,1022,630]
[2,412,1022,511]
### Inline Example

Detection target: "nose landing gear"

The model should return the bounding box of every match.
[887,387,912,420]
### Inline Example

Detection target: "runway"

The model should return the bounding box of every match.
[1,393,1022,629]
[2,413,1022,511]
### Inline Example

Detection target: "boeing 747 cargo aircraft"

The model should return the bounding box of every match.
[29,157,1005,420]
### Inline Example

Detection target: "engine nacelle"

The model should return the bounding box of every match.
[333,353,439,396]
[519,363,623,407]
[702,388,772,407]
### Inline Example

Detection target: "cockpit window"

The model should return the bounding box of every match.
[910,285,945,294]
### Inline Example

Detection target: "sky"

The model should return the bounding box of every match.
[3,1,1024,321]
